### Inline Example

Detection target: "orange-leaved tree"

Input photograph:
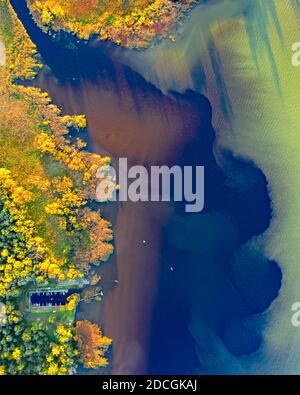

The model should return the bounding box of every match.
[75,320,112,369]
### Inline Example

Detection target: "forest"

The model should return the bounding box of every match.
[0,0,113,374]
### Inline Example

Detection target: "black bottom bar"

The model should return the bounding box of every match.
[0,375,295,393]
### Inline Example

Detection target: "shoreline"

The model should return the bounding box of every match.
[26,0,201,50]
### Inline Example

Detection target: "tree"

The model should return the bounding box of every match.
[75,320,112,369]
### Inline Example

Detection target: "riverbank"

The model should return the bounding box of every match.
[33,64,206,375]
[0,0,113,375]
[26,0,199,48]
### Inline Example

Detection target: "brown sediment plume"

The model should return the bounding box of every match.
[104,201,169,374]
